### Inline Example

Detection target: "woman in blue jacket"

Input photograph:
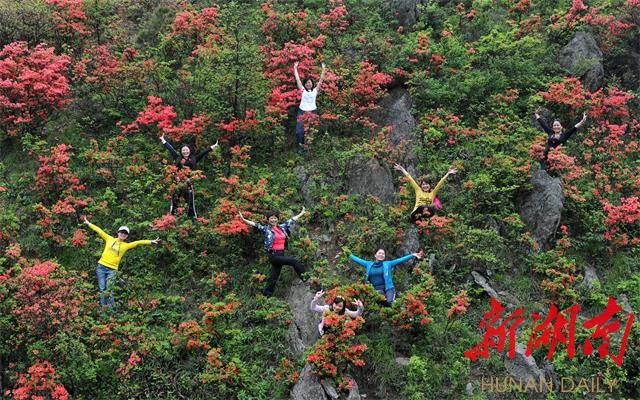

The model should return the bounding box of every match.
[349,248,423,305]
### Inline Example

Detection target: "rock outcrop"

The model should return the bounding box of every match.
[286,281,319,356]
[347,157,396,204]
[559,32,604,92]
[374,86,417,164]
[504,344,548,399]
[519,170,564,252]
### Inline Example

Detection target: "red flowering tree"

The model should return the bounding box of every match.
[165,6,224,57]
[120,96,211,145]
[0,42,72,136]
[2,260,91,340]
[32,144,90,244]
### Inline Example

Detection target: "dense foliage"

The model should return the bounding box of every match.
[0,0,638,399]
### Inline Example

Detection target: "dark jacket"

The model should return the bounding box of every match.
[164,141,212,169]
[536,117,578,157]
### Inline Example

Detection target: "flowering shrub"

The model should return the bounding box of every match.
[447,289,470,318]
[167,6,224,57]
[212,145,268,236]
[120,96,211,145]
[274,357,299,385]
[390,274,435,331]
[4,260,90,339]
[306,313,367,382]
[0,42,71,136]
[6,359,69,400]
[45,0,88,37]
[602,197,640,247]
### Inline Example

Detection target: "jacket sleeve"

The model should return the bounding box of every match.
[194,146,213,163]
[88,223,111,242]
[163,140,180,159]
[536,117,555,136]
[560,126,578,144]
[123,240,152,250]
[310,297,330,312]
[253,223,267,234]
[405,172,421,194]
[430,173,449,199]
[280,219,297,236]
[345,303,364,318]
[387,254,415,269]
[349,254,370,269]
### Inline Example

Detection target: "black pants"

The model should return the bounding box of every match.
[410,205,436,223]
[263,250,306,296]
[170,186,196,218]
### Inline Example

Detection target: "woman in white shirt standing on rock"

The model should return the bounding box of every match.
[293,61,326,146]
[310,290,363,335]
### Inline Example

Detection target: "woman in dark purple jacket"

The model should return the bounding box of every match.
[160,135,218,218]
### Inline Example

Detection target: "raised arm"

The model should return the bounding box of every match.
[238,212,257,227]
[431,168,457,198]
[292,206,306,221]
[316,63,327,92]
[124,238,158,251]
[534,109,555,136]
[345,299,364,318]
[562,111,587,142]
[387,251,423,269]
[160,135,180,159]
[310,290,330,312]
[349,254,371,268]
[84,218,110,241]
[294,62,304,91]
[194,141,218,163]
[574,111,587,129]
[394,164,420,193]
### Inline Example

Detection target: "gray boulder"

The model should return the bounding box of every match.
[290,364,361,400]
[286,281,320,356]
[519,169,564,252]
[291,364,329,400]
[504,343,548,399]
[581,265,600,290]
[347,157,396,204]
[399,225,420,256]
[559,32,604,92]
[374,86,417,164]
[387,0,423,29]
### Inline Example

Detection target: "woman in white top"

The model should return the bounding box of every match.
[293,61,326,145]
[310,290,363,335]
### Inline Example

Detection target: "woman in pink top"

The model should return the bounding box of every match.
[238,208,307,297]
[293,61,326,146]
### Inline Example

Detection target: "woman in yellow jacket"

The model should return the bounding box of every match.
[394,164,457,223]
[83,218,160,307]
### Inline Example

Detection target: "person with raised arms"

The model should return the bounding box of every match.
[534,108,587,170]
[238,207,307,297]
[348,248,423,305]
[310,290,364,335]
[83,217,160,307]
[160,134,218,218]
[293,61,326,146]
[394,164,457,223]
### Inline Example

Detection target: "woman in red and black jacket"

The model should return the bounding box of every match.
[160,135,218,218]
[238,207,307,297]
